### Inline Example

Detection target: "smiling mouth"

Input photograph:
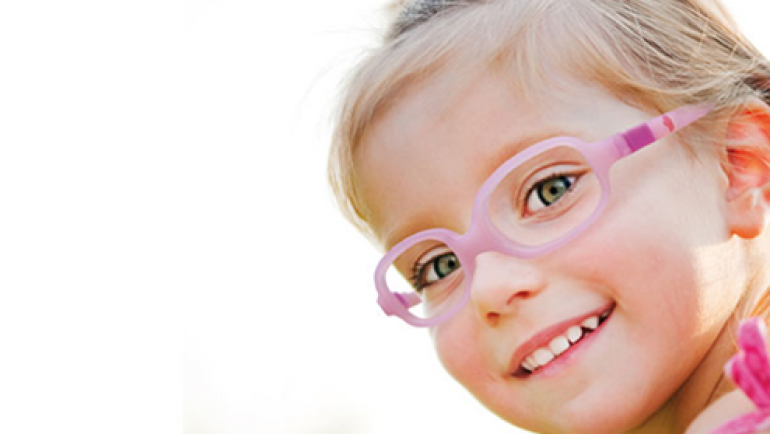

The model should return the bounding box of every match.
[511,304,615,378]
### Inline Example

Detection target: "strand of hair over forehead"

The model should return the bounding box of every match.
[329,0,770,239]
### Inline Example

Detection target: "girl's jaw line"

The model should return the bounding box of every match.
[508,302,616,379]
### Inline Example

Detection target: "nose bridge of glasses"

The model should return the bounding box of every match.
[459,212,512,262]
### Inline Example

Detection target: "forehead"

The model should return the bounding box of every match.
[355,69,644,249]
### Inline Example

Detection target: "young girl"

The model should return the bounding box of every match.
[327,0,770,432]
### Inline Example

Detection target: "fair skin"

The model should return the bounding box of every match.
[687,389,761,433]
[356,68,770,433]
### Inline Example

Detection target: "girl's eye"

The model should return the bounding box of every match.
[413,252,461,291]
[526,174,577,213]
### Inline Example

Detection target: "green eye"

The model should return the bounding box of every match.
[433,254,460,279]
[536,175,573,206]
[418,253,460,288]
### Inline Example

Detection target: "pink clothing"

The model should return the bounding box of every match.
[711,318,770,433]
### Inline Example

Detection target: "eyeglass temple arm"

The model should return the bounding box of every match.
[615,104,714,157]
[393,292,421,309]
[377,292,420,317]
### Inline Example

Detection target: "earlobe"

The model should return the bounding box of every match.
[724,100,770,239]
[727,186,769,239]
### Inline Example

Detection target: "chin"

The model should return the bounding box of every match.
[488,385,661,434]
[500,411,643,434]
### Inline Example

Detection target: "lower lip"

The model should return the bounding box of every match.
[517,308,614,380]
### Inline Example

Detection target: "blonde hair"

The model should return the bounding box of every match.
[328,0,770,241]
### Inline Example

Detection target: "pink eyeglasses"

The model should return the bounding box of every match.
[375,104,713,327]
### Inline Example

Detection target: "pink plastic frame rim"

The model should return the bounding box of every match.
[375,104,714,327]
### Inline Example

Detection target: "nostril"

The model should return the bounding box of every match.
[486,312,500,326]
[508,290,536,304]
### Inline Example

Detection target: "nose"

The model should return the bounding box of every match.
[469,252,547,326]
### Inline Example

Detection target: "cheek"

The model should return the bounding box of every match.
[559,175,739,369]
[431,318,538,427]
[567,202,702,322]
[431,315,487,384]
[578,161,729,302]
[430,313,517,408]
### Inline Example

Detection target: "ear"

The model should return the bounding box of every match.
[724,99,770,239]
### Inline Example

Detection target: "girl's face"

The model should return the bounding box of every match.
[356,70,746,433]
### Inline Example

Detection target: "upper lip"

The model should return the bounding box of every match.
[507,303,614,375]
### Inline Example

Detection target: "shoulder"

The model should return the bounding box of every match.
[686,389,770,434]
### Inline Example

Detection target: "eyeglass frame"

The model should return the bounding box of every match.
[374,104,714,327]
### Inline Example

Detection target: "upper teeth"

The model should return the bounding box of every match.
[520,313,607,373]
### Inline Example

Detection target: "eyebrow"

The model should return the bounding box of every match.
[382,127,584,251]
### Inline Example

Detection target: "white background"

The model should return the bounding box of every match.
[0,1,766,433]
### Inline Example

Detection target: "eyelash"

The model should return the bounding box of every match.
[410,253,445,293]
[410,261,429,293]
